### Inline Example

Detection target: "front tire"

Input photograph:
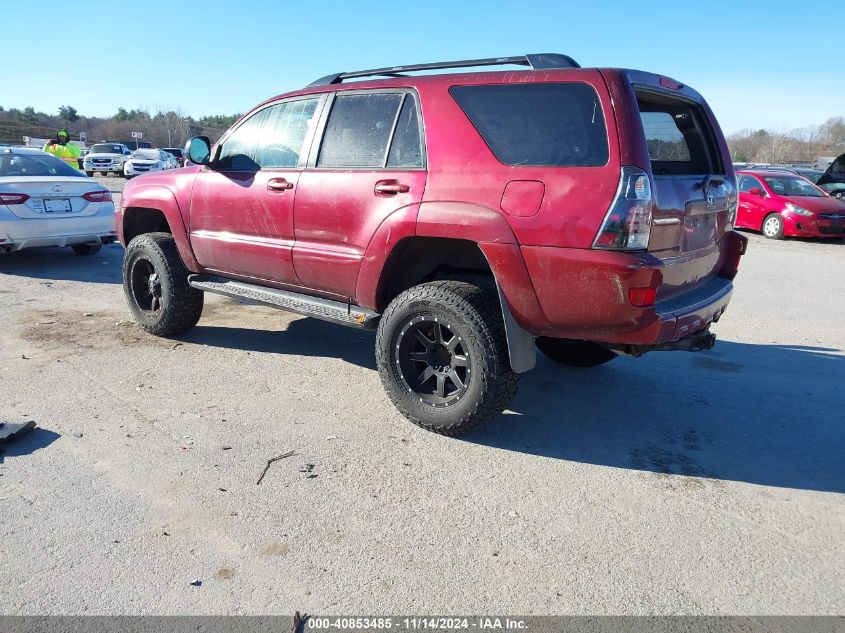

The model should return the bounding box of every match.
[85,170,94,177]
[122,232,203,336]
[376,280,519,436]
[537,338,617,367]
[762,213,784,239]
[72,243,101,256]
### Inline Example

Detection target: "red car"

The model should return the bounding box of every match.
[116,53,746,435]
[736,169,845,239]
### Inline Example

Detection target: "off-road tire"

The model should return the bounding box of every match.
[71,243,101,256]
[536,337,617,367]
[762,213,784,239]
[122,232,203,336]
[376,280,519,436]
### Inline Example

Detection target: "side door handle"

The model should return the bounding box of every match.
[267,177,294,192]
[374,180,410,196]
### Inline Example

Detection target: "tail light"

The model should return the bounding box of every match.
[83,190,112,202]
[629,287,657,307]
[592,167,653,251]
[0,193,30,204]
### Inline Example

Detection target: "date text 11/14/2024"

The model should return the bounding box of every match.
[307,618,528,631]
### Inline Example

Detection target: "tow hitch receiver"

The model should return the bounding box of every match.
[607,330,716,357]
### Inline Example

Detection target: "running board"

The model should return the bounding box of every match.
[188,275,380,330]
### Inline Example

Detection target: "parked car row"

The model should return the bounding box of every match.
[81,142,182,177]
[732,154,845,239]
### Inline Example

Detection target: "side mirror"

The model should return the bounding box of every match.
[749,187,765,197]
[186,136,212,166]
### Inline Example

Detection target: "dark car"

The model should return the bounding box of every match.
[115,53,745,435]
[817,153,845,198]
[162,147,185,166]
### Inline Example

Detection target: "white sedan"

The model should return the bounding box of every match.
[123,148,178,178]
[0,147,117,255]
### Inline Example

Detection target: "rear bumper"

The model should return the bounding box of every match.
[519,230,745,345]
[0,207,117,252]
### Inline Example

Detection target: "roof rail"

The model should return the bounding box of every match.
[307,53,580,87]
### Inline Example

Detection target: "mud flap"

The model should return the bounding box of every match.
[496,282,536,373]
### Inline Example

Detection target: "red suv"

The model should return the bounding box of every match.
[736,169,845,239]
[116,53,746,435]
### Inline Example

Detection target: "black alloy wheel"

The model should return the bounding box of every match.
[395,316,472,407]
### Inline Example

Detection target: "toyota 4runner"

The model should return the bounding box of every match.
[116,53,747,435]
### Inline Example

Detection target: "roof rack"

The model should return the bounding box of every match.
[307,53,581,87]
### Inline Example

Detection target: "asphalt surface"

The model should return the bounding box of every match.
[1,228,843,614]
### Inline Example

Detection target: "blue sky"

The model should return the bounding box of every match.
[4,0,842,134]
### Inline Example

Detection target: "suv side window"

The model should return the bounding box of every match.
[317,93,404,168]
[739,175,764,193]
[218,98,319,171]
[386,94,424,169]
[449,83,609,167]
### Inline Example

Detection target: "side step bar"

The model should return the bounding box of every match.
[188,275,380,330]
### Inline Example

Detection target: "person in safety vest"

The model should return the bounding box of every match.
[42,129,81,168]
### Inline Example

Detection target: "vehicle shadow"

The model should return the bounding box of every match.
[181,317,845,494]
[469,340,845,494]
[0,244,124,285]
[179,317,377,370]
[0,426,61,464]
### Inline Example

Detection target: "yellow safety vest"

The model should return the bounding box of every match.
[42,141,81,168]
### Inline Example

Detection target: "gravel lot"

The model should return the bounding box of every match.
[0,231,843,614]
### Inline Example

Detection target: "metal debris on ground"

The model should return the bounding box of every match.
[189,578,202,587]
[299,464,315,473]
[256,450,296,485]
[0,420,36,444]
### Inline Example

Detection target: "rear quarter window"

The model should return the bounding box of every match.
[449,83,609,167]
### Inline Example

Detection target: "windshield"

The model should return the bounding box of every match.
[762,175,826,197]
[0,152,85,177]
[132,149,160,160]
[90,144,124,154]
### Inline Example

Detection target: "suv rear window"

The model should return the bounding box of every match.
[449,83,608,167]
[637,92,721,176]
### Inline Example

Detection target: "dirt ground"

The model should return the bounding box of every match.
[0,233,843,614]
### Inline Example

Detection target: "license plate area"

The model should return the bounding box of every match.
[44,198,72,213]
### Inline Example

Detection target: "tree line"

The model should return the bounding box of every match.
[0,104,241,147]
[727,117,845,165]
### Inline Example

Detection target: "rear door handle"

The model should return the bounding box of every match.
[374,180,410,195]
[267,177,294,192]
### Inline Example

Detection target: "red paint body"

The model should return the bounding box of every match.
[117,67,745,346]
[736,169,845,238]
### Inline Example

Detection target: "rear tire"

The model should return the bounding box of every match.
[122,232,203,336]
[762,213,784,239]
[376,280,519,436]
[72,243,101,256]
[536,338,617,367]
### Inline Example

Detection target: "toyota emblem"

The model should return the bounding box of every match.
[51,184,63,192]
[705,190,715,207]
